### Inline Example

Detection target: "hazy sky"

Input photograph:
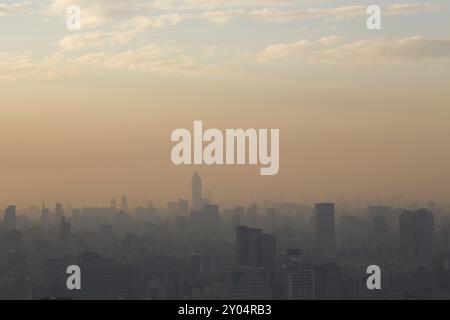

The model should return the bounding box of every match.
[1,0,450,208]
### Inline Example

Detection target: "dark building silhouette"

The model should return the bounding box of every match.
[279,252,315,300]
[120,195,128,212]
[236,226,276,269]
[0,172,445,300]
[399,209,434,263]
[76,252,142,300]
[55,203,64,224]
[315,203,336,258]
[40,203,51,228]
[314,262,342,300]
[110,198,117,210]
[373,215,388,248]
[4,205,16,231]
[227,266,272,300]
[178,198,189,216]
[192,172,202,211]
[57,216,72,254]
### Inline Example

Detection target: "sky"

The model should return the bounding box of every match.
[0,0,450,208]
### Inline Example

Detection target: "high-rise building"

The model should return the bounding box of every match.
[315,203,336,258]
[4,205,16,230]
[178,199,189,216]
[110,198,117,210]
[369,206,394,230]
[76,252,141,300]
[414,209,435,262]
[41,203,51,228]
[237,226,261,266]
[227,267,272,300]
[203,204,220,225]
[373,216,389,248]
[120,195,128,211]
[57,216,72,254]
[314,262,342,300]
[399,210,415,260]
[192,172,202,211]
[236,226,276,269]
[399,209,434,263]
[55,203,64,224]
[283,261,315,300]
[167,201,178,215]
[261,234,276,270]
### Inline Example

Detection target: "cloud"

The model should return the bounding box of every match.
[43,1,440,27]
[0,52,80,80]
[0,1,32,16]
[0,42,221,80]
[58,30,135,52]
[249,3,439,22]
[72,44,195,73]
[46,0,154,26]
[256,36,450,64]
[120,13,192,31]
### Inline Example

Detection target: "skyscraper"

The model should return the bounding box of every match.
[314,262,342,300]
[178,198,189,216]
[237,226,262,267]
[399,210,415,261]
[192,172,202,211]
[236,225,276,269]
[121,195,128,211]
[111,198,117,210]
[227,267,272,300]
[261,234,276,270]
[282,256,315,300]
[41,203,51,227]
[369,206,394,230]
[399,209,435,263]
[55,203,64,224]
[4,205,16,230]
[57,216,72,254]
[315,203,336,258]
[373,215,389,248]
[414,209,434,262]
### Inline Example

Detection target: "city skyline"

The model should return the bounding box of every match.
[2,170,450,211]
[0,170,447,300]
[2,171,449,220]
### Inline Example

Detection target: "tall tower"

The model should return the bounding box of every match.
[192,172,202,211]
[4,205,16,231]
[236,225,276,269]
[55,203,64,224]
[399,209,434,262]
[121,195,128,211]
[111,198,117,210]
[315,203,336,258]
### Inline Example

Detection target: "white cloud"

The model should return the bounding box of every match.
[256,36,450,64]
[58,30,135,52]
[0,1,32,16]
[43,1,440,27]
[249,3,439,22]
[72,44,195,73]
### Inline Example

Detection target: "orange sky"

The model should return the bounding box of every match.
[1,1,450,208]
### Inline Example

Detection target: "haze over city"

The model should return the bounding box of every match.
[1,1,450,205]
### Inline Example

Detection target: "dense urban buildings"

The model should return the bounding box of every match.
[0,173,448,300]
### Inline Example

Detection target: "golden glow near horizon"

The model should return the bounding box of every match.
[1,1,450,207]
